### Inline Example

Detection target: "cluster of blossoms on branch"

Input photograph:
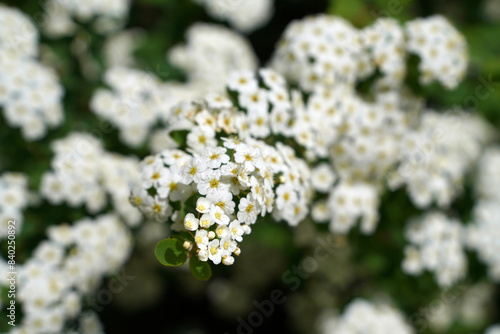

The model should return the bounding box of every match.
[320,299,415,334]
[270,14,466,91]
[0,173,29,238]
[92,23,257,148]
[40,132,142,227]
[0,214,132,333]
[402,212,467,287]
[130,73,312,266]
[128,14,495,282]
[0,5,64,140]
[43,0,131,37]
[466,148,500,281]
[194,0,274,33]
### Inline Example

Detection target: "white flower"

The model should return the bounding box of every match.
[208,239,222,264]
[209,205,230,225]
[216,224,230,238]
[142,163,169,189]
[207,191,235,214]
[184,213,199,231]
[222,255,235,266]
[227,70,259,93]
[180,157,208,184]
[196,197,212,213]
[195,229,209,249]
[197,169,229,196]
[198,249,209,261]
[229,220,244,242]
[187,125,217,151]
[237,194,259,224]
[275,184,297,210]
[199,213,215,229]
[234,145,264,172]
[202,147,230,169]
[311,163,336,193]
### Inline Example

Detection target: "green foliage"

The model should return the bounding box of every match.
[155,237,188,267]
[189,256,212,280]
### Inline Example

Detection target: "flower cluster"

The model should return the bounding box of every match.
[406,15,468,89]
[92,24,258,148]
[361,18,406,88]
[40,132,142,227]
[0,4,37,57]
[389,111,493,208]
[0,5,64,140]
[103,29,144,68]
[270,15,370,92]
[402,212,467,287]
[130,76,313,265]
[194,0,274,33]
[90,67,170,147]
[0,172,29,238]
[43,0,131,37]
[168,23,258,89]
[0,214,132,334]
[320,299,415,334]
[467,148,500,281]
[270,14,467,92]
[132,136,310,265]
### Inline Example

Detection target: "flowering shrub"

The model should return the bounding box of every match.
[1,0,500,333]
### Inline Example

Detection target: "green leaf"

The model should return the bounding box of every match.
[189,256,212,281]
[169,130,189,147]
[154,238,188,267]
[179,193,198,221]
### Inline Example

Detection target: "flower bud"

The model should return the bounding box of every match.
[222,255,234,266]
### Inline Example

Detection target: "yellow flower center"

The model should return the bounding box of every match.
[153,204,162,213]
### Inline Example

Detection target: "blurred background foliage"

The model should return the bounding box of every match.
[0,0,499,333]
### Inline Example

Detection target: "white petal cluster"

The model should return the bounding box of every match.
[475,147,500,203]
[402,212,467,287]
[132,135,310,265]
[43,0,131,37]
[104,29,144,68]
[40,132,142,227]
[91,67,169,147]
[271,15,371,92]
[0,173,29,238]
[168,23,258,89]
[194,0,273,33]
[271,14,467,92]
[130,79,313,264]
[0,4,37,57]
[0,214,132,334]
[389,111,493,208]
[406,15,468,89]
[467,148,500,281]
[320,299,415,334]
[361,18,406,88]
[92,24,258,148]
[327,181,379,234]
[0,5,64,140]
